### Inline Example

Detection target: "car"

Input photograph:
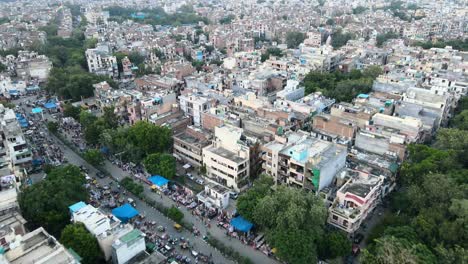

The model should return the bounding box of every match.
[186,173,195,180]
[353,233,364,244]
[195,178,204,185]
[191,250,198,257]
[96,172,106,179]
[230,192,239,200]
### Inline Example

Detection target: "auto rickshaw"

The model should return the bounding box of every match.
[173,223,182,232]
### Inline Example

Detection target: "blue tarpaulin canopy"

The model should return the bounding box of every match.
[8,90,19,95]
[32,107,43,114]
[44,102,57,109]
[32,158,43,166]
[16,113,28,128]
[69,201,87,213]
[148,175,169,187]
[230,216,253,233]
[100,146,109,154]
[112,203,139,223]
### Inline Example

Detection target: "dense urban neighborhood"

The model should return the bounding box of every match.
[0,0,466,264]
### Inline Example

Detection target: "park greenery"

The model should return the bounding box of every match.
[413,39,468,52]
[286,31,306,49]
[219,14,235,24]
[105,5,208,26]
[362,102,468,263]
[303,66,383,102]
[18,165,88,237]
[236,175,351,263]
[37,15,117,101]
[60,223,103,264]
[260,47,283,62]
[143,153,176,179]
[376,32,400,47]
[331,30,354,49]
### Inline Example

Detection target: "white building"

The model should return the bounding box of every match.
[3,227,80,264]
[197,183,230,209]
[0,105,32,167]
[179,93,211,127]
[86,45,118,79]
[202,125,250,191]
[111,229,146,264]
[70,202,144,262]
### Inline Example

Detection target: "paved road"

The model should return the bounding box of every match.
[15,95,277,264]
[49,133,234,264]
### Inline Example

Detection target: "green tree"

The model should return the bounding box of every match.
[143,153,176,179]
[253,186,327,263]
[47,121,59,133]
[318,230,352,260]
[60,223,103,264]
[63,104,81,120]
[167,206,184,222]
[286,31,306,49]
[361,236,436,264]
[18,165,88,237]
[0,62,7,72]
[450,110,468,130]
[102,106,119,129]
[236,175,273,221]
[353,6,367,14]
[376,32,399,47]
[331,30,354,49]
[128,121,172,155]
[84,149,104,166]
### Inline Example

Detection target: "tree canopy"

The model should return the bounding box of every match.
[143,153,176,179]
[18,165,88,237]
[364,124,468,263]
[84,149,105,166]
[286,31,306,49]
[237,175,333,263]
[60,223,103,264]
[303,66,383,102]
[99,121,172,163]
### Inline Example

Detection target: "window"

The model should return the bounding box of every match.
[332,215,338,221]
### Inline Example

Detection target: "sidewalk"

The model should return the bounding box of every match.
[102,160,277,264]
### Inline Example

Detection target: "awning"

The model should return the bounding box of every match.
[32,107,43,114]
[148,175,169,187]
[230,216,253,233]
[183,164,191,169]
[112,203,139,223]
[44,102,57,109]
[8,90,19,95]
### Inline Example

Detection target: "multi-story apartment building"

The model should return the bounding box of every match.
[262,130,347,192]
[202,125,251,192]
[179,93,212,127]
[0,105,32,167]
[86,45,118,79]
[173,126,211,167]
[328,169,384,234]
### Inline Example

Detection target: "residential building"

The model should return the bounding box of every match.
[262,131,347,192]
[111,229,146,264]
[179,93,212,127]
[173,126,211,167]
[3,227,81,264]
[202,125,251,191]
[86,45,118,79]
[70,202,145,262]
[196,182,230,209]
[328,169,384,234]
[0,105,32,167]
[311,114,358,145]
